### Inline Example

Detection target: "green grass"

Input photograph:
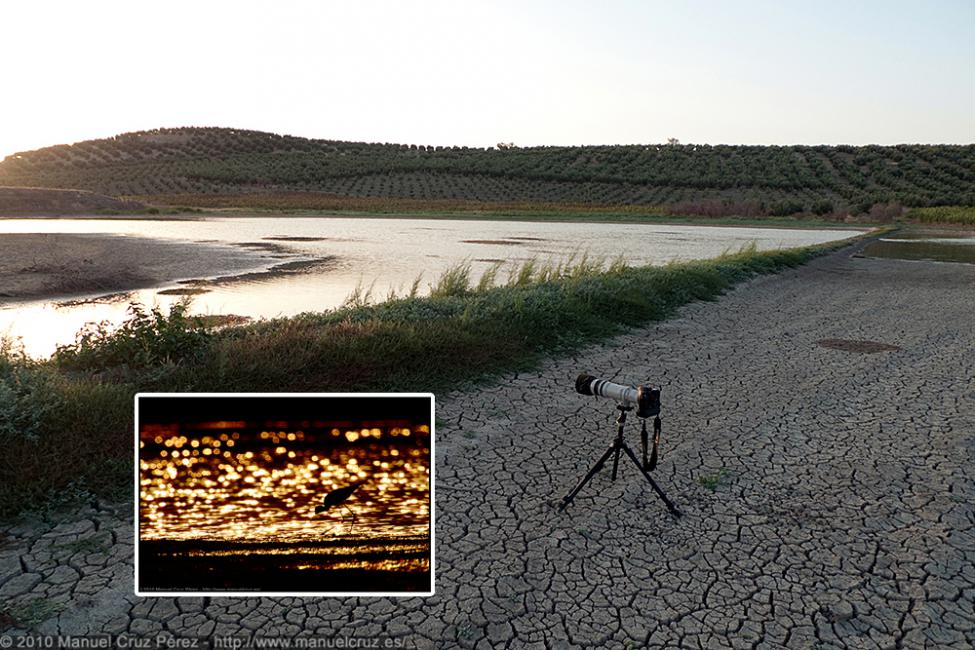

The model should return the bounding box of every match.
[1,597,65,628]
[0,232,874,519]
[907,206,975,226]
[53,532,111,554]
[698,470,729,492]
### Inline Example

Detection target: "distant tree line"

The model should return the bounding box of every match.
[1,127,972,217]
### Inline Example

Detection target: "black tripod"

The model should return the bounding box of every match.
[559,405,682,516]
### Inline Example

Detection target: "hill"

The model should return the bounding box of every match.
[1,127,973,219]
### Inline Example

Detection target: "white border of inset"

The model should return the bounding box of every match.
[134,392,435,598]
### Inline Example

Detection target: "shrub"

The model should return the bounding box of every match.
[53,302,212,373]
[768,200,805,217]
[867,202,903,223]
[812,200,833,216]
[0,343,131,517]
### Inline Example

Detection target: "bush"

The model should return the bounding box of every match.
[812,200,833,216]
[53,302,212,373]
[867,202,903,223]
[0,344,131,517]
[768,200,806,217]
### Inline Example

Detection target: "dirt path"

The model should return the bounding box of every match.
[2,245,973,648]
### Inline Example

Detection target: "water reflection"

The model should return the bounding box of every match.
[139,421,431,544]
[863,230,975,265]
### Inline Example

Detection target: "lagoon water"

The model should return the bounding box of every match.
[862,229,975,265]
[0,216,858,357]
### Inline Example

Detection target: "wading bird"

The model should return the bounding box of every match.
[315,483,362,533]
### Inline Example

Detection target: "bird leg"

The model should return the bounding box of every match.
[342,504,357,534]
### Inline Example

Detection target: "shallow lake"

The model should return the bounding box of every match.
[0,217,859,357]
[861,228,975,265]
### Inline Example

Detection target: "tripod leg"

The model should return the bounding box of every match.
[558,442,618,511]
[620,443,682,517]
[611,412,626,481]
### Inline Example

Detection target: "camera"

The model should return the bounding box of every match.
[575,373,660,418]
[561,372,680,516]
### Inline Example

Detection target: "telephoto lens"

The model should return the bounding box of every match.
[575,373,660,418]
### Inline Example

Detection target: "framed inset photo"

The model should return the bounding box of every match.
[134,393,434,597]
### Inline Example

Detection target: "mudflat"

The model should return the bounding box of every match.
[0,233,266,302]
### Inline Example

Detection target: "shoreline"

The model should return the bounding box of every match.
[0,209,875,230]
[0,219,873,305]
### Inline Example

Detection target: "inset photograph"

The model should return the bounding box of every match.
[135,393,433,596]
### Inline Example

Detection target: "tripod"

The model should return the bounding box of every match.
[558,405,682,517]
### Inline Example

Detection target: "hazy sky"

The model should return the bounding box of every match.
[2,0,973,158]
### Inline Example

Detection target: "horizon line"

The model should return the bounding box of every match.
[4,125,974,160]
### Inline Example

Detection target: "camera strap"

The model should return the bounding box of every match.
[641,418,649,469]
[640,416,662,471]
[649,416,661,471]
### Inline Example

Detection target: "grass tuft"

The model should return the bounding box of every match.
[698,470,728,492]
[507,258,538,288]
[476,262,503,292]
[429,262,472,298]
[2,598,65,628]
[0,598,65,624]
[53,532,112,554]
[341,280,377,309]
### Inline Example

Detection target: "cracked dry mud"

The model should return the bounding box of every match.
[2,245,974,648]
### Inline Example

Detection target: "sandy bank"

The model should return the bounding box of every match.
[0,233,269,303]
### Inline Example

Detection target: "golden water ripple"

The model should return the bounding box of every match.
[140,426,430,543]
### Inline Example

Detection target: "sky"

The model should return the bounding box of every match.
[1,0,973,158]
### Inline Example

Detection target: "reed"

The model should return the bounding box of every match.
[907,206,975,226]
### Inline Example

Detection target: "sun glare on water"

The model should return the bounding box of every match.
[139,422,431,544]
